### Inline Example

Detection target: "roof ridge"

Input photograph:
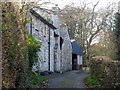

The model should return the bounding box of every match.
[30,9,57,29]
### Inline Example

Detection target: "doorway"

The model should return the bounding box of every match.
[72,54,78,70]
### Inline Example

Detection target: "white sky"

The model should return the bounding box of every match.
[40,0,119,44]
[43,0,119,10]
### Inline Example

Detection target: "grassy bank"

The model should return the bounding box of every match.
[85,74,101,89]
[28,72,48,88]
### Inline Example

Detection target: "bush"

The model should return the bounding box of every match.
[2,3,29,88]
[28,71,47,88]
[90,57,120,88]
[26,34,41,70]
[27,34,45,88]
[86,74,100,88]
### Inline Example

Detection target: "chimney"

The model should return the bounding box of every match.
[52,4,60,34]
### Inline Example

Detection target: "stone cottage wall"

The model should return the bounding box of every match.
[27,6,73,73]
[60,29,72,72]
[50,28,55,72]
[55,39,61,72]
[27,13,55,72]
[52,5,72,72]
[52,6,61,72]
[61,40,72,71]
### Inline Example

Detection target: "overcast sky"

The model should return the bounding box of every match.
[43,0,119,10]
[40,0,119,44]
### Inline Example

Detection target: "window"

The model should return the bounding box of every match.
[35,29,39,32]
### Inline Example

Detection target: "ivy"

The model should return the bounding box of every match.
[26,34,41,70]
[24,17,31,25]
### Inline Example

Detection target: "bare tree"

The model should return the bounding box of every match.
[60,1,117,64]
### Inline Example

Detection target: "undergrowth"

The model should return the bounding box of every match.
[28,71,47,88]
[85,74,102,89]
[26,34,41,70]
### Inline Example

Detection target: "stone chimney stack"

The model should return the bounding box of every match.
[52,4,60,34]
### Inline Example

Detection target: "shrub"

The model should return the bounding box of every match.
[86,74,100,88]
[26,34,41,70]
[2,2,29,88]
[28,71,47,88]
[90,57,120,88]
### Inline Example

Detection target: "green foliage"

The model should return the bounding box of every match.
[26,34,41,70]
[2,2,29,88]
[114,12,120,60]
[90,57,120,88]
[24,17,31,25]
[86,74,100,89]
[114,12,120,38]
[90,38,118,60]
[28,71,47,88]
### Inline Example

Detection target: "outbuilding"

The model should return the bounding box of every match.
[71,40,83,70]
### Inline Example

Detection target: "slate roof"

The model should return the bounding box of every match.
[30,9,57,29]
[71,40,83,56]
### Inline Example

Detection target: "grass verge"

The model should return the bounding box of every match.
[85,74,101,89]
[28,71,48,88]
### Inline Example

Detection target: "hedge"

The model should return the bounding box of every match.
[90,56,120,88]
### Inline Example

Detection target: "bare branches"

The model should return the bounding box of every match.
[60,0,116,60]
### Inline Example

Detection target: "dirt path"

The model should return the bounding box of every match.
[45,70,89,88]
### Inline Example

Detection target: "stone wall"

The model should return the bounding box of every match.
[50,28,55,72]
[90,56,120,88]
[27,13,55,72]
[27,6,72,73]
[60,29,72,72]
[52,6,61,72]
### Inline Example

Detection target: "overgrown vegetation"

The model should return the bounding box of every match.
[90,33,118,60]
[26,34,46,88]
[26,34,41,70]
[114,12,120,60]
[2,2,45,88]
[28,71,47,88]
[88,57,120,88]
[85,74,101,89]
[2,2,29,88]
